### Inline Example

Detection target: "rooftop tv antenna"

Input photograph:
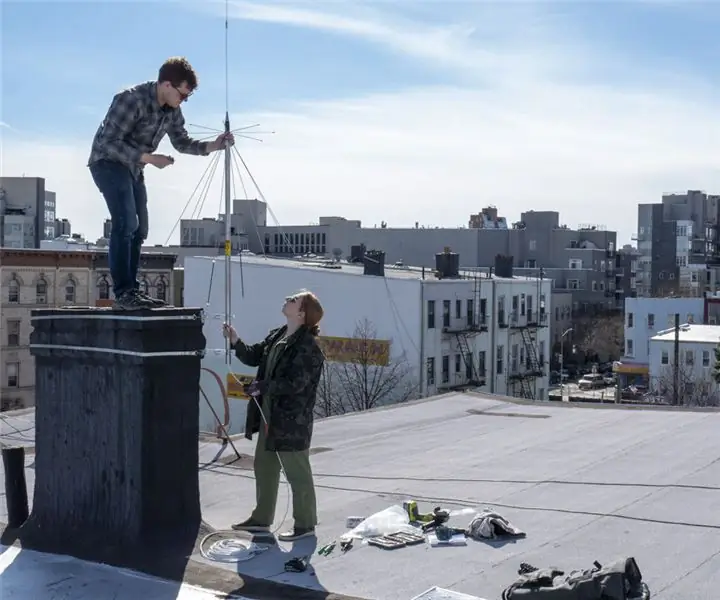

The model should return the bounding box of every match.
[165,0,275,364]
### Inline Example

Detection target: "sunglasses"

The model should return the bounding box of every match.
[172,84,193,102]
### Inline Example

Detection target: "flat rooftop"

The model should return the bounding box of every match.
[2,393,720,599]
[189,254,545,283]
[651,323,720,344]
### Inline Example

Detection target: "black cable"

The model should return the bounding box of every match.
[198,464,720,532]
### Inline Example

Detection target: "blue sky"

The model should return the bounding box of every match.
[3,1,719,244]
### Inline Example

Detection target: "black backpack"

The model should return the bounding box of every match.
[501,557,650,600]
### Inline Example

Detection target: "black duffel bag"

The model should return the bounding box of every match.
[501,557,650,600]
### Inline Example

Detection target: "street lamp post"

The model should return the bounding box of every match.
[560,327,573,401]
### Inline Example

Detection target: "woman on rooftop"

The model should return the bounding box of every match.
[222,290,325,542]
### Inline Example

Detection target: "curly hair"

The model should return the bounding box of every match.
[158,57,198,91]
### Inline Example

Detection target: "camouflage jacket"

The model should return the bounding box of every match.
[232,325,325,452]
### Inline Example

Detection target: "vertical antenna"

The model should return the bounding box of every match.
[223,0,233,364]
[224,112,232,365]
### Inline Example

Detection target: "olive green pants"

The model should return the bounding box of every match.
[249,425,318,529]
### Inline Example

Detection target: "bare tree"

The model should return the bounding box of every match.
[314,362,345,418]
[330,318,419,413]
[652,363,720,407]
[576,313,624,362]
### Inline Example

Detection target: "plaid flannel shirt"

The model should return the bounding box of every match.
[87,80,211,178]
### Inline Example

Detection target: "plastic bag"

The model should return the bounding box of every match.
[346,505,418,539]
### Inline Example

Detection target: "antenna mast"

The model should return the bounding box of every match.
[223,0,233,364]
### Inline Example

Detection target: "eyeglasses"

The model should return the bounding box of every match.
[172,85,193,102]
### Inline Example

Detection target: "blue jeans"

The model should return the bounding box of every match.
[89,160,148,298]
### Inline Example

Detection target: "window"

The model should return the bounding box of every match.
[703,350,710,367]
[428,300,435,329]
[36,278,48,304]
[442,300,450,328]
[529,240,536,251]
[567,279,579,290]
[592,281,598,291]
[647,314,654,328]
[65,278,76,303]
[5,362,19,387]
[140,277,150,295]
[7,320,20,347]
[455,354,462,373]
[685,350,694,365]
[496,345,504,375]
[8,276,19,303]
[539,341,545,366]
[426,357,435,385]
[98,276,110,300]
[479,298,486,326]
[455,300,462,319]
[661,350,669,365]
[569,259,583,269]
[497,296,505,325]
[627,312,634,328]
[478,351,486,376]
[626,339,634,356]
[442,355,449,383]
[156,277,167,301]
[467,299,475,326]
[526,295,533,321]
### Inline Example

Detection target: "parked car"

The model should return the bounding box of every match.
[578,373,606,390]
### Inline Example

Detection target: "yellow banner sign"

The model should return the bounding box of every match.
[227,373,254,400]
[317,336,390,367]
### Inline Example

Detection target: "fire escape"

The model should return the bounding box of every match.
[440,274,488,390]
[506,287,549,400]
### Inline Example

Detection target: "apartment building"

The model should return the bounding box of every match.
[180,200,624,321]
[0,176,59,248]
[0,248,177,410]
[635,190,720,297]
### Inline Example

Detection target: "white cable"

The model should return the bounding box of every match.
[199,533,269,563]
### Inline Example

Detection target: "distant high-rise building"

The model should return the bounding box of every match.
[103,218,112,239]
[55,218,71,237]
[0,176,57,248]
[636,190,720,297]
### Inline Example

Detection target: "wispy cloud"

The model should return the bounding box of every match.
[195,0,589,84]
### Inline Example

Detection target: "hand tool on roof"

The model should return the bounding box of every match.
[284,556,311,572]
[420,507,452,532]
[317,540,336,556]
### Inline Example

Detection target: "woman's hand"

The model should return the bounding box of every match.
[222,323,239,345]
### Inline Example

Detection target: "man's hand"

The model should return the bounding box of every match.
[209,132,235,152]
[142,154,175,169]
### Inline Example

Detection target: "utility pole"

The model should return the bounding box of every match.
[673,312,680,406]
